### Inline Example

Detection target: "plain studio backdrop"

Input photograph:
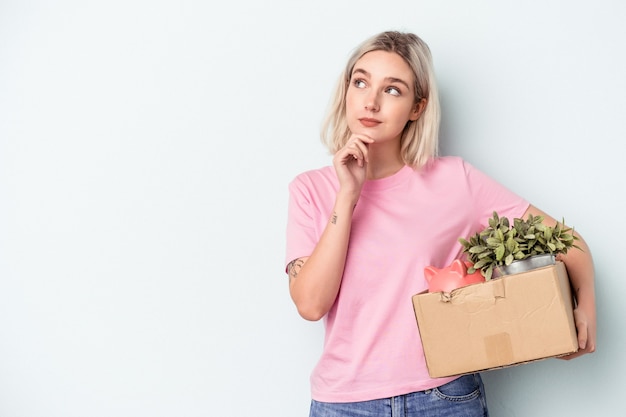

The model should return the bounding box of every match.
[0,1,624,416]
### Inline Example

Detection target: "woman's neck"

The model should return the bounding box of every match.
[366,141,405,180]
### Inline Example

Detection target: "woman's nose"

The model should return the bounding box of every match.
[365,91,380,112]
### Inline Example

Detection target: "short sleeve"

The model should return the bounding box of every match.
[463,160,530,227]
[284,176,318,273]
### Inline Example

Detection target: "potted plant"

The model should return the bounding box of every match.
[458,211,580,280]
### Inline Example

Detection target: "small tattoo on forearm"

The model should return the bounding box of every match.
[288,258,305,280]
[331,212,338,225]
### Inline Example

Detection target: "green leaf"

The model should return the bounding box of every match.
[544,227,553,240]
[484,265,494,281]
[468,246,487,254]
[505,238,517,253]
[514,251,526,260]
[474,259,490,269]
[495,244,505,261]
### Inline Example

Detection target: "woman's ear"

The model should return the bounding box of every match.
[409,98,428,121]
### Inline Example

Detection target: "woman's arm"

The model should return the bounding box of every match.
[523,205,596,359]
[287,192,356,321]
[288,135,373,321]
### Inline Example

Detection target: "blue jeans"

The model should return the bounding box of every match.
[309,373,488,417]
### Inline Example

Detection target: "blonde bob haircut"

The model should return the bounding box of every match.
[321,31,440,170]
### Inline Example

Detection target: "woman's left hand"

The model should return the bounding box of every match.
[558,303,596,360]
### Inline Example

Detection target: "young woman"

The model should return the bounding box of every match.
[285,30,596,417]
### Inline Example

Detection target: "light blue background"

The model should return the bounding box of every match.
[1,1,623,416]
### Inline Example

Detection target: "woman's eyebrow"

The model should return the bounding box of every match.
[352,68,410,90]
[385,77,410,90]
[352,68,370,78]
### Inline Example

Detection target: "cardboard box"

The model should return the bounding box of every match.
[412,261,578,378]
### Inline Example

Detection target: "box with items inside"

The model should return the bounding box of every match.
[413,260,578,378]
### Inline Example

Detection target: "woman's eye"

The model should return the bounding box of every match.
[353,79,366,88]
[386,86,401,96]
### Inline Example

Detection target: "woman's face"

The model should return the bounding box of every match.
[345,50,422,143]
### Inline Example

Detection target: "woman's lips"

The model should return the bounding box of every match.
[359,118,381,128]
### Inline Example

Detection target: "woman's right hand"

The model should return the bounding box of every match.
[332,134,375,200]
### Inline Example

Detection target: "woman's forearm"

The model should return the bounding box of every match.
[288,192,357,321]
[524,205,596,355]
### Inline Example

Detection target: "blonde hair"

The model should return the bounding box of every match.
[321,31,440,169]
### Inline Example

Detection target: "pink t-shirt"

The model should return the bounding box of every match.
[285,156,529,403]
